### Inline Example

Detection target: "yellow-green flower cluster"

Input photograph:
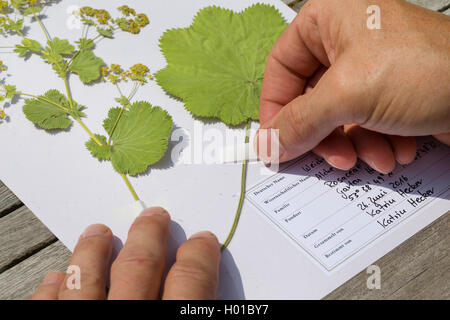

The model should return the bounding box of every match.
[101,63,152,84]
[79,7,111,25]
[114,5,149,34]
[0,60,13,120]
[0,0,8,13]
[77,5,149,35]
[0,59,6,72]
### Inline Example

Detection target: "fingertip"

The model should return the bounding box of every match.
[80,224,112,240]
[183,231,221,258]
[190,231,219,243]
[139,206,170,219]
[368,158,396,174]
[327,154,357,171]
[387,136,417,165]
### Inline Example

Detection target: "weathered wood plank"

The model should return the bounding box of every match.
[325,212,449,299]
[0,206,57,272]
[0,241,71,300]
[0,180,22,216]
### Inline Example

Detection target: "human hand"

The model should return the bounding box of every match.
[257,0,450,173]
[30,207,221,300]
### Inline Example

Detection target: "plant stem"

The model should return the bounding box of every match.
[221,120,251,251]
[107,106,125,145]
[33,11,50,42]
[74,117,101,145]
[0,46,15,48]
[66,51,80,70]
[16,91,70,112]
[121,174,139,201]
[63,77,75,109]
[107,83,139,144]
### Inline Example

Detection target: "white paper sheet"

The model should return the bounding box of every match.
[0,0,449,299]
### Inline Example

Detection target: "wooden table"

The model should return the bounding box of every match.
[0,0,449,300]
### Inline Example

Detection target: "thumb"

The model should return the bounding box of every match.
[257,68,364,163]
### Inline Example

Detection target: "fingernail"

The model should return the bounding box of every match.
[190,231,218,242]
[327,155,353,171]
[369,160,392,174]
[42,272,61,285]
[80,224,109,239]
[139,207,168,217]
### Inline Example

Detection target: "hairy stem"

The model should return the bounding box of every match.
[221,120,251,251]
[33,11,51,42]
[74,117,101,145]
[121,174,139,201]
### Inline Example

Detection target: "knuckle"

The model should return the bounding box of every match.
[284,100,315,143]
[169,260,217,288]
[58,270,103,294]
[112,251,162,273]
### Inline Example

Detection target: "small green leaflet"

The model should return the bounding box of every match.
[4,85,17,99]
[86,101,173,176]
[47,37,74,56]
[75,38,94,50]
[85,134,111,161]
[69,50,104,84]
[155,4,287,126]
[97,27,113,38]
[41,37,75,64]
[14,38,42,57]
[7,19,24,32]
[23,89,85,130]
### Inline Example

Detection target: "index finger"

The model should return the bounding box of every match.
[260,5,326,124]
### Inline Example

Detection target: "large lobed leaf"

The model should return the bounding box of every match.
[86,101,173,176]
[155,4,287,126]
[22,89,84,130]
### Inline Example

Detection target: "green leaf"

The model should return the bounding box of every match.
[89,102,173,175]
[85,134,111,161]
[23,6,42,16]
[8,19,24,32]
[47,37,74,56]
[22,89,72,130]
[114,96,131,107]
[4,85,16,99]
[75,38,94,50]
[155,4,287,125]
[69,101,86,118]
[69,50,104,83]
[96,27,113,38]
[14,38,41,57]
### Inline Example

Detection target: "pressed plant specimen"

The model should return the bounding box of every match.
[156,4,287,249]
[0,1,173,200]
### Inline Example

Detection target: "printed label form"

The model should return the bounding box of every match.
[247,138,450,271]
